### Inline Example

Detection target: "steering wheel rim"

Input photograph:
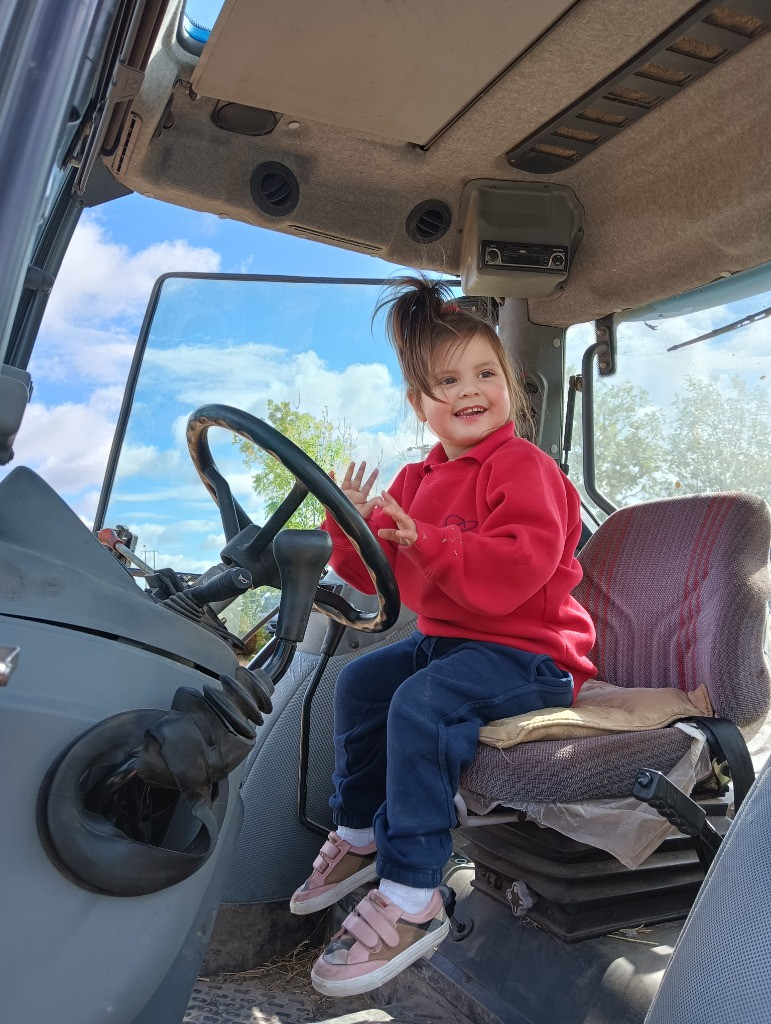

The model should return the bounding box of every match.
[186,403,400,633]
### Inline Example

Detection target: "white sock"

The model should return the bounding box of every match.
[336,825,375,847]
[378,879,434,914]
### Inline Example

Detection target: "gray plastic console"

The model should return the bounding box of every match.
[0,468,247,1024]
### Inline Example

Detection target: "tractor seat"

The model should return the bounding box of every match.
[459,492,771,829]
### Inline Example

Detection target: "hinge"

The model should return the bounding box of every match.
[111,58,145,105]
[594,315,617,376]
[177,79,199,101]
[24,266,55,293]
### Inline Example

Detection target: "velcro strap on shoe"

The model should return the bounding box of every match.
[356,896,400,947]
[313,836,342,874]
[341,909,381,950]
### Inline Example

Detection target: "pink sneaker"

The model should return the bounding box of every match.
[310,887,450,997]
[289,832,378,915]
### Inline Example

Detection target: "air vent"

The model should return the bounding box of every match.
[406,200,451,243]
[250,162,299,217]
[289,225,382,252]
[506,0,769,174]
[113,114,142,176]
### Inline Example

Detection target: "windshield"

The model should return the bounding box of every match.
[565,286,771,519]
[99,275,439,575]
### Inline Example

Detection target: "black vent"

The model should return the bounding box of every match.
[250,162,299,217]
[506,0,769,174]
[406,200,452,243]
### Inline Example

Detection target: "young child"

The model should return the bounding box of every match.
[291,276,596,997]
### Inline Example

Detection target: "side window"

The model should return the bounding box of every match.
[565,291,771,514]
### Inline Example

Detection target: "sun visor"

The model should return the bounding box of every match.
[190,0,575,145]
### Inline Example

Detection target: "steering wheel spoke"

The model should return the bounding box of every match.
[201,464,252,541]
[252,480,309,554]
[187,404,400,633]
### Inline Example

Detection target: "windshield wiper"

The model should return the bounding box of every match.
[667,305,771,352]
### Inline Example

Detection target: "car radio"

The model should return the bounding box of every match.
[481,241,569,273]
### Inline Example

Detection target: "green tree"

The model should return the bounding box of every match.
[236,399,357,531]
[664,375,771,502]
[225,584,280,659]
[566,373,670,511]
[230,401,357,654]
[567,370,771,513]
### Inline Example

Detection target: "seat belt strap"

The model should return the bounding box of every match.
[688,716,756,812]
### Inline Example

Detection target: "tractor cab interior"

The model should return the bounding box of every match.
[1,2,770,1023]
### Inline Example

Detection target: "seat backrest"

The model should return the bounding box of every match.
[574,492,771,726]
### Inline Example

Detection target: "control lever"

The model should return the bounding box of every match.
[98,527,154,575]
[184,566,253,607]
[272,530,333,643]
[633,768,723,871]
[162,566,253,647]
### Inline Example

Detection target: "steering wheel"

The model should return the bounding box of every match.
[186,403,400,633]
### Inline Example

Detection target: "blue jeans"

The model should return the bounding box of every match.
[330,631,573,888]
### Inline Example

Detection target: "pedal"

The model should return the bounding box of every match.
[440,884,474,941]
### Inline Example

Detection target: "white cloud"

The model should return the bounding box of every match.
[10,390,118,495]
[290,352,400,430]
[4,217,229,519]
[116,443,182,480]
[29,216,223,393]
[567,301,771,413]
[33,327,138,385]
[44,216,221,331]
[143,344,403,433]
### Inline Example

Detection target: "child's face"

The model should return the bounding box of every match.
[409,333,511,460]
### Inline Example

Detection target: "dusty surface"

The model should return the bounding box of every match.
[186,938,458,1024]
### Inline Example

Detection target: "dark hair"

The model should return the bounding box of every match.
[374,274,530,429]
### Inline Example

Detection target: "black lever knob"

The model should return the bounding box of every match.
[185,566,253,607]
[273,530,333,643]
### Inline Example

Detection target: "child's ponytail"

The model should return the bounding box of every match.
[375,276,454,401]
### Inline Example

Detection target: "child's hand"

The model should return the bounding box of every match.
[333,461,381,519]
[377,491,418,547]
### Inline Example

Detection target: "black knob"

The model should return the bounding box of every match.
[273,530,333,643]
[185,566,253,607]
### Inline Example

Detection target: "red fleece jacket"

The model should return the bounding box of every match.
[322,422,597,693]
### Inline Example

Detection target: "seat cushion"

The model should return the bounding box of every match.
[461,727,693,803]
[478,679,712,749]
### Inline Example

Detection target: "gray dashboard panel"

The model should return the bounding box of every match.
[0,467,236,676]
